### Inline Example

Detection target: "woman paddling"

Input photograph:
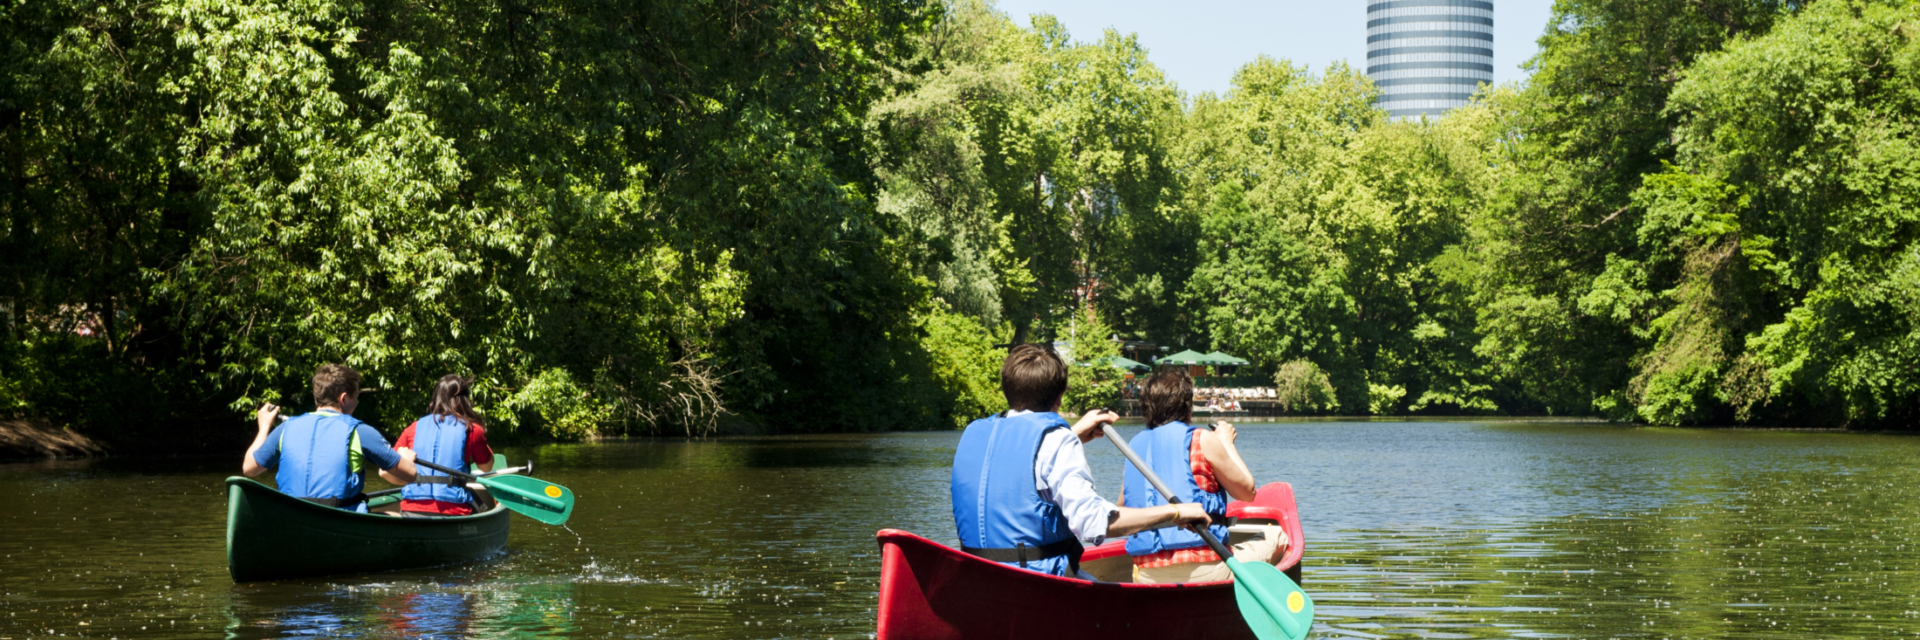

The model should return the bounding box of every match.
[393,375,495,517]
[1121,368,1287,583]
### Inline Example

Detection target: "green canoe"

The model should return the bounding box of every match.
[225,477,510,582]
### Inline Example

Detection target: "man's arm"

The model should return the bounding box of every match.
[378,451,418,485]
[241,403,280,477]
[1069,409,1120,444]
[1039,430,1208,545]
[360,426,417,485]
[1108,503,1210,538]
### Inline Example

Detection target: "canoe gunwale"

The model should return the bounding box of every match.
[226,476,510,523]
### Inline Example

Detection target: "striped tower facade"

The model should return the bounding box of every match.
[1367,0,1493,120]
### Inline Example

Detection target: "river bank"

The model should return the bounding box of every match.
[0,418,103,459]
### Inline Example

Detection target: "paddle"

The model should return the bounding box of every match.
[1105,427,1313,640]
[414,459,575,525]
[362,459,531,510]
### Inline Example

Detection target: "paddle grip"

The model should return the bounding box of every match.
[416,459,566,511]
[1103,428,1238,563]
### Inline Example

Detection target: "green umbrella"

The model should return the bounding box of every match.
[1096,355,1152,372]
[1157,349,1212,366]
[1204,351,1251,366]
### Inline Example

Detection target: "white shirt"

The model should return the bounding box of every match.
[1007,410,1119,546]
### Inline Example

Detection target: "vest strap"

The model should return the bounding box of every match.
[299,493,369,508]
[414,475,463,485]
[963,537,1085,574]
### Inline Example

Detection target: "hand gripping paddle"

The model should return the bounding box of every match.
[1106,427,1313,640]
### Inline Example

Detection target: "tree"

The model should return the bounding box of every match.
[1642,0,1920,426]
[1464,0,1800,419]
[0,0,941,442]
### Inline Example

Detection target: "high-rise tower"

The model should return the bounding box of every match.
[1367,0,1493,120]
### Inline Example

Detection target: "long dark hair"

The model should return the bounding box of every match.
[428,374,482,426]
[1141,368,1194,428]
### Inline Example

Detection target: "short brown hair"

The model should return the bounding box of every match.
[1141,368,1194,428]
[1001,344,1068,412]
[312,363,362,409]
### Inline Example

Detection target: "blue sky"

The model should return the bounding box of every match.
[990,0,1556,97]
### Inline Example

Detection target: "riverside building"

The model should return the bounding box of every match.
[1367,0,1493,120]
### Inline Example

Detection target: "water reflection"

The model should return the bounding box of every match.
[7,423,1920,639]
[377,591,471,637]
[223,566,597,638]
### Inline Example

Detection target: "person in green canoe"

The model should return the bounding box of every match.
[241,363,417,511]
[392,374,496,517]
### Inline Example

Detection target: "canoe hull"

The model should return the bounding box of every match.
[876,482,1305,640]
[226,477,510,582]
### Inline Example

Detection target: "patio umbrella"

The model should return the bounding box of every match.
[1098,356,1152,373]
[1203,351,1251,366]
[1157,349,1212,366]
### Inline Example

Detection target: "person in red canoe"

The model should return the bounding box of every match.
[1121,368,1288,583]
[392,375,495,517]
[952,344,1212,578]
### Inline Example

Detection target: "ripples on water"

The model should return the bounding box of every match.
[2,421,1918,638]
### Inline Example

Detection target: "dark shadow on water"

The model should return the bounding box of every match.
[513,434,954,471]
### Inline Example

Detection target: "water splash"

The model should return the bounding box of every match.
[561,523,587,552]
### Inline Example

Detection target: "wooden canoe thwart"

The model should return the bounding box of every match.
[225,477,510,582]
[875,482,1306,640]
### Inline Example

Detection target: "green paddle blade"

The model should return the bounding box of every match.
[1226,558,1315,640]
[479,474,575,525]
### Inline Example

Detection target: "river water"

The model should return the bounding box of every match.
[3,420,1917,639]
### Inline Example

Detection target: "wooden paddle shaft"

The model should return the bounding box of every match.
[1104,427,1239,563]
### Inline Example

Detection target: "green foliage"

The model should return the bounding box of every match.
[1654,0,1920,425]
[1060,304,1122,414]
[1,0,936,441]
[915,305,1006,427]
[1368,383,1408,416]
[1462,0,1801,421]
[869,3,1186,345]
[498,368,606,442]
[12,0,1920,442]
[1182,59,1499,414]
[1272,360,1339,414]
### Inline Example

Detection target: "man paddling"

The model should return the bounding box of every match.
[241,363,417,511]
[951,344,1211,578]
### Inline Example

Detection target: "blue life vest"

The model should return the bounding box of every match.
[274,410,368,509]
[1122,421,1228,557]
[401,415,472,505]
[951,412,1081,577]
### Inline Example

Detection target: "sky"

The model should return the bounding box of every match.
[990,0,1557,98]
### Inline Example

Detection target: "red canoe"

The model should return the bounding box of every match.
[875,482,1306,640]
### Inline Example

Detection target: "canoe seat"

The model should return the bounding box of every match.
[1226,504,1283,525]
